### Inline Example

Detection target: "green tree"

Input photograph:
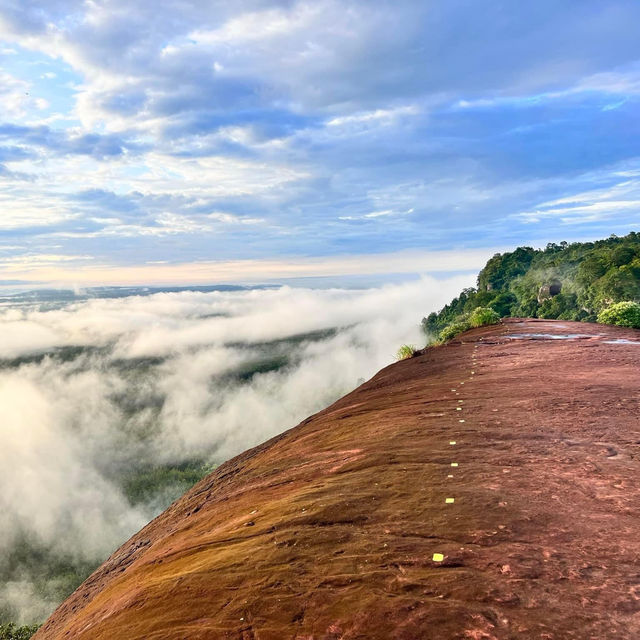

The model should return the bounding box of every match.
[489,292,517,317]
[425,232,640,338]
[591,266,640,310]
[609,245,637,267]
[576,254,608,287]
[538,293,580,320]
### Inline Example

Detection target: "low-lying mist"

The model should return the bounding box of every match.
[0,275,471,623]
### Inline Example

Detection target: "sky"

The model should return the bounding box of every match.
[1,0,640,285]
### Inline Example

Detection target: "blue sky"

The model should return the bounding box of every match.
[1,0,640,285]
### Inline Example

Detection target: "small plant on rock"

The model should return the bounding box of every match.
[439,319,471,342]
[396,344,417,360]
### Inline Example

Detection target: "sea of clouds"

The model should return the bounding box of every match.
[0,275,470,622]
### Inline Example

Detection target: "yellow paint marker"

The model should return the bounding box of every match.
[445,498,455,504]
[449,441,456,445]
[451,462,458,467]
[447,474,454,478]
[432,553,444,562]
[456,407,462,411]
[459,419,465,423]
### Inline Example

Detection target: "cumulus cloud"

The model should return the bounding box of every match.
[5,0,640,126]
[0,278,469,622]
[0,0,639,268]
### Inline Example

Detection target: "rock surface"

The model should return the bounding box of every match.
[34,319,640,640]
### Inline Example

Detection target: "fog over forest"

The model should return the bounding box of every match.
[0,275,470,623]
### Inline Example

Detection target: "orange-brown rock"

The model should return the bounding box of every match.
[35,319,640,639]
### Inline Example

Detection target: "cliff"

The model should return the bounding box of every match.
[34,319,640,639]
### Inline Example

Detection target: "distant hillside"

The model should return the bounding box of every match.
[423,231,640,337]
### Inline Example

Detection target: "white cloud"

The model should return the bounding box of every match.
[575,63,640,95]
[190,4,322,45]
[512,172,640,224]
[516,200,640,224]
[326,105,420,128]
[0,188,80,231]
[0,372,148,560]
[0,70,31,118]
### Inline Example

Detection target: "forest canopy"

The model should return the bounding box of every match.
[424,232,640,338]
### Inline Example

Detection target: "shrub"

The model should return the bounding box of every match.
[468,306,500,328]
[439,319,471,342]
[597,301,640,329]
[396,344,417,360]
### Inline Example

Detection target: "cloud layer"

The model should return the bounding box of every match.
[0,277,469,622]
[0,1,639,279]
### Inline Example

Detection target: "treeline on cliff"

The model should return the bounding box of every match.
[424,231,640,337]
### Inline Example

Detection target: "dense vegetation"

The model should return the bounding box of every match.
[438,307,501,342]
[424,232,640,339]
[597,301,640,328]
[0,624,39,640]
[122,461,215,507]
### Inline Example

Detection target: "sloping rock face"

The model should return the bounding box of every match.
[35,320,640,640]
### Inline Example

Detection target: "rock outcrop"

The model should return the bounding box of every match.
[537,280,562,303]
[34,319,640,640]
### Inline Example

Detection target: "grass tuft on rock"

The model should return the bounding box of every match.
[396,344,417,360]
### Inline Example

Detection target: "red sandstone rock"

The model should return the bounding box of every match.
[34,319,640,640]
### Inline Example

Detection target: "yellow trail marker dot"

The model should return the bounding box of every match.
[449,441,456,445]
[471,371,475,374]
[458,400,463,403]
[456,407,462,411]
[451,462,458,467]
[460,382,464,385]
[445,498,455,504]
[459,419,465,423]
[447,474,454,478]
[432,553,444,562]
[451,388,456,392]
